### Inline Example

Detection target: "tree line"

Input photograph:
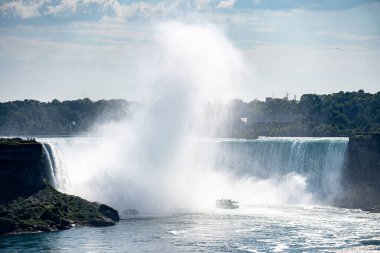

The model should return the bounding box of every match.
[0,90,379,137]
[0,98,134,136]
[209,90,380,137]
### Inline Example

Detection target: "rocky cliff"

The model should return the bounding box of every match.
[0,138,120,234]
[0,138,48,203]
[338,134,380,211]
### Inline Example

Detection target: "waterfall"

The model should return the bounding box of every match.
[199,137,348,202]
[41,143,57,187]
[41,142,69,192]
[39,136,348,211]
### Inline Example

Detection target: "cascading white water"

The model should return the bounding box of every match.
[35,22,350,214]
[40,136,348,213]
[195,137,348,202]
[41,142,70,192]
[41,143,57,187]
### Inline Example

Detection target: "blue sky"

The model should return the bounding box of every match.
[0,0,379,101]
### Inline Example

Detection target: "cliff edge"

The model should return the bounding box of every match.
[0,138,120,234]
[337,134,380,212]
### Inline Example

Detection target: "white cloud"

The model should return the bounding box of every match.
[216,0,236,9]
[112,1,182,19]
[1,0,380,102]
[0,0,185,19]
[46,0,78,16]
[0,0,49,19]
[45,0,125,16]
[195,0,212,10]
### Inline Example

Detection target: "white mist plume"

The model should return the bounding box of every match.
[50,21,312,214]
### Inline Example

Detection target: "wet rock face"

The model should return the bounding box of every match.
[99,204,120,222]
[0,139,49,203]
[0,138,120,234]
[0,183,120,234]
[338,135,380,211]
[0,217,16,234]
[90,218,115,227]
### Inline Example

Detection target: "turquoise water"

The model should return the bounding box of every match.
[6,137,374,252]
[1,205,379,252]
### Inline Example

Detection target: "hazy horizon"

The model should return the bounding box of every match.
[0,0,379,102]
[0,88,377,104]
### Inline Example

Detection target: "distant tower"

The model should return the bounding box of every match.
[294,94,297,101]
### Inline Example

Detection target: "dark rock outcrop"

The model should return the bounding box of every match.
[99,204,120,222]
[0,138,48,203]
[337,134,380,212]
[90,217,115,227]
[0,217,16,234]
[0,138,120,234]
[1,184,118,234]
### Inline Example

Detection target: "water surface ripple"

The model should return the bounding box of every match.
[1,205,379,252]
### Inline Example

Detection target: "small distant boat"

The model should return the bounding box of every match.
[216,198,239,209]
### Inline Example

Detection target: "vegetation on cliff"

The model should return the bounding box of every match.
[0,138,120,235]
[0,183,119,234]
[0,137,37,145]
[0,90,379,137]
[0,99,134,135]
[212,90,380,137]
